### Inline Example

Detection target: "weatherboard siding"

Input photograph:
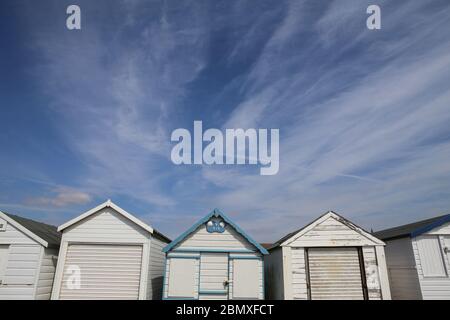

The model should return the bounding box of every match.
[427,222,450,235]
[288,216,376,247]
[0,217,60,300]
[62,208,149,243]
[148,236,167,299]
[291,247,308,300]
[362,246,382,300]
[0,244,41,299]
[35,248,58,300]
[174,224,255,251]
[0,218,36,245]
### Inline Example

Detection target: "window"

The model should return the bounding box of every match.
[416,236,446,277]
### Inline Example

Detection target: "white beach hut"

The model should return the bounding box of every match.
[51,200,170,300]
[375,213,450,300]
[265,211,391,300]
[0,211,60,299]
[162,209,268,300]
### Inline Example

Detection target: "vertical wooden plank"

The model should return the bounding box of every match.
[282,246,292,300]
[51,240,68,299]
[32,246,44,299]
[139,241,150,300]
[375,246,391,300]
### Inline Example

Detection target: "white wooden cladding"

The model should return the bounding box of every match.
[199,253,228,299]
[291,247,308,299]
[148,237,167,299]
[0,217,60,300]
[35,248,58,300]
[2,245,41,285]
[175,224,255,251]
[288,216,377,247]
[0,218,37,246]
[426,222,450,235]
[62,208,148,243]
[362,247,382,300]
[308,248,365,300]
[59,244,143,300]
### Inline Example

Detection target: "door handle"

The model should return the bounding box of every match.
[223,280,229,286]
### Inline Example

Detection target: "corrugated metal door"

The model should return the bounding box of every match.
[59,244,143,300]
[307,247,365,300]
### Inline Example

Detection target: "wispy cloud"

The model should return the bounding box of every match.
[1,0,450,241]
[25,186,92,208]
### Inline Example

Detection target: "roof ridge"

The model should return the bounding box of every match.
[375,213,450,233]
[4,212,58,229]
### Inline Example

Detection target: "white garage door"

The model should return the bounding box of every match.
[59,244,143,300]
[308,248,365,300]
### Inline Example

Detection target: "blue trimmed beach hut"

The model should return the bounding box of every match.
[162,209,268,300]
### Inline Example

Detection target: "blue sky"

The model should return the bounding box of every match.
[1,0,450,242]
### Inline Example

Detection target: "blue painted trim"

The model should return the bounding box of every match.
[168,255,200,259]
[199,290,228,295]
[168,252,200,257]
[411,214,450,238]
[173,247,256,253]
[162,209,268,255]
[229,255,262,260]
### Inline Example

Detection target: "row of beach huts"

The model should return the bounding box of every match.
[0,199,449,300]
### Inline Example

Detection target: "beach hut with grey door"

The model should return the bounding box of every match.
[0,211,60,299]
[375,213,450,300]
[265,211,391,300]
[51,200,170,300]
[162,209,268,300]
